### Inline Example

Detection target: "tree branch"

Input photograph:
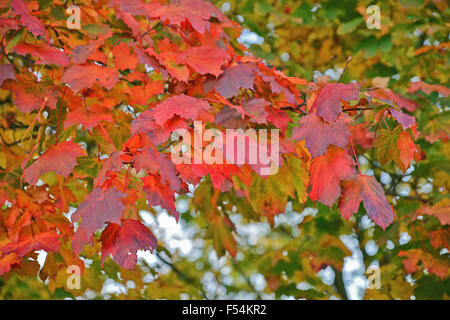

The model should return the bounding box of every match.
[155,251,209,300]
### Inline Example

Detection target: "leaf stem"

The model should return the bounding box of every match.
[382,115,391,131]
[21,97,47,143]
[350,136,362,174]
[0,28,22,60]
[56,88,67,143]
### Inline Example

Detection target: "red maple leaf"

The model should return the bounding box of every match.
[127,80,164,105]
[132,111,189,146]
[11,0,47,39]
[71,42,98,64]
[71,187,126,254]
[179,45,229,77]
[409,81,450,97]
[259,73,298,105]
[309,146,356,207]
[339,174,394,229]
[266,108,291,133]
[142,175,179,220]
[368,87,418,112]
[64,104,113,131]
[244,98,270,124]
[156,39,190,82]
[214,106,246,128]
[145,0,226,34]
[151,94,210,124]
[112,42,138,71]
[415,202,450,225]
[23,141,85,185]
[61,65,119,93]
[292,113,351,158]
[115,9,141,36]
[134,146,181,191]
[100,219,157,269]
[206,63,257,98]
[178,163,240,192]
[397,130,419,172]
[349,123,374,149]
[429,229,450,250]
[3,75,58,112]
[398,249,449,279]
[1,231,61,259]
[310,83,359,122]
[70,29,111,64]
[94,151,123,187]
[109,0,143,15]
[14,43,69,66]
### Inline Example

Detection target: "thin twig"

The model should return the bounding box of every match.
[360,87,381,91]
[332,267,349,300]
[371,108,387,159]
[280,106,304,113]
[338,56,352,83]
[350,136,362,174]
[342,107,376,112]
[157,139,175,152]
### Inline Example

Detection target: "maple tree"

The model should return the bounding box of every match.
[0,0,448,300]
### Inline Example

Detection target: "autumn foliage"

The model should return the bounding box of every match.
[0,0,448,299]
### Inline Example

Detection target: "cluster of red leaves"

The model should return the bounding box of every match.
[0,0,430,276]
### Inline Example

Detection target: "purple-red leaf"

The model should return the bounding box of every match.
[292,113,351,158]
[11,0,47,39]
[389,108,416,130]
[311,83,359,122]
[71,187,126,254]
[339,174,394,229]
[206,63,257,99]
[0,65,15,86]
